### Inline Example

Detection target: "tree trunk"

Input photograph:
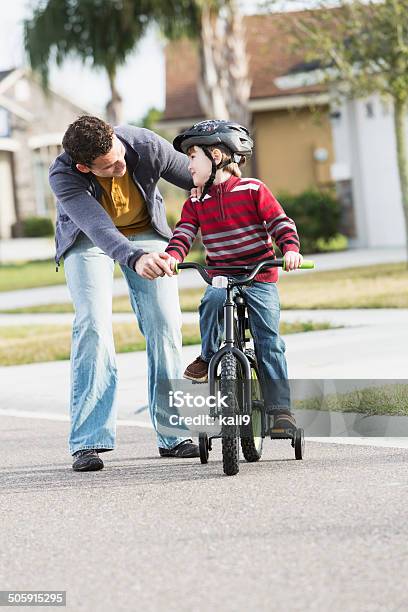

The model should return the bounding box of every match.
[198,4,229,119]
[393,98,408,265]
[197,0,251,127]
[223,1,251,127]
[106,69,123,125]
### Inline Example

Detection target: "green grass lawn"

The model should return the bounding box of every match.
[279,262,408,309]
[0,320,335,366]
[0,252,204,293]
[0,260,65,292]
[0,259,124,292]
[2,262,408,312]
[294,383,408,416]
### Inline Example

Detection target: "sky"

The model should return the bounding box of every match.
[0,0,323,123]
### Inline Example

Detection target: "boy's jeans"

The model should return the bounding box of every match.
[199,281,291,412]
[63,230,186,455]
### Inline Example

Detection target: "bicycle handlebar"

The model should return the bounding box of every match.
[174,258,315,286]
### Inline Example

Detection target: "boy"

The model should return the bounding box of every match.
[165,120,303,430]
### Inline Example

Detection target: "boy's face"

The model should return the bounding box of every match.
[187,146,213,187]
[76,135,127,178]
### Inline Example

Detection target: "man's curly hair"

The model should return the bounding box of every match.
[62,115,114,166]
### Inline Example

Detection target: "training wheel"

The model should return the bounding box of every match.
[294,428,305,460]
[199,433,209,464]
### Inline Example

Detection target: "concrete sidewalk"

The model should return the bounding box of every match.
[0,271,203,310]
[1,308,407,329]
[0,237,54,263]
[1,246,406,310]
[0,236,406,267]
[1,321,407,423]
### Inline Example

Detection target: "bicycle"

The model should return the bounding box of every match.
[174,258,315,476]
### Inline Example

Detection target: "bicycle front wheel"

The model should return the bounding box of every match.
[220,351,240,476]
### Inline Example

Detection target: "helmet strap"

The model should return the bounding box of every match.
[199,147,233,202]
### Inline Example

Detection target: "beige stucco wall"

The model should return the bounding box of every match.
[253,106,334,196]
[3,75,88,220]
[0,151,16,238]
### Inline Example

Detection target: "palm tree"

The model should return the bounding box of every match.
[24,0,152,124]
[25,0,251,126]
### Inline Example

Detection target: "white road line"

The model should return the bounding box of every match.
[307,436,408,449]
[2,410,408,447]
[0,408,153,429]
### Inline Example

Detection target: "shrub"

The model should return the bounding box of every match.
[21,217,54,238]
[277,189,343,254]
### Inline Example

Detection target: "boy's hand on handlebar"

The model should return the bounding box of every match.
[135,252,174,279]
[162,254,178,274]
[284,251,303,271]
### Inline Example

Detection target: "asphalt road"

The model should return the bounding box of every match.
[1,415,408,612]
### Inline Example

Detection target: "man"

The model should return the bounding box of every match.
[49,115,199,471]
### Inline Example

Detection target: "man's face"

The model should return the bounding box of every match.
[76,135,127,178]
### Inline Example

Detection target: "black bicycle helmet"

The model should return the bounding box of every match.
[173,119,253,157]
[173,120,253,201]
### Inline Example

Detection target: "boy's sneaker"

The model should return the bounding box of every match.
[72,449,104,472]
[158,439,200,458]
[272,411,297,431]
[183,356,209,382]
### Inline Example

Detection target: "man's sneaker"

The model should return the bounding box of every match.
[158,439,200,458]
[72,449,104,472]
[183,356,209,382]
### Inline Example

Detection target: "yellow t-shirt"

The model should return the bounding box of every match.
[96,170,152,236]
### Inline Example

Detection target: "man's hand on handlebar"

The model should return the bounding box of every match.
[283,251,303,272]
[135,252,175,280]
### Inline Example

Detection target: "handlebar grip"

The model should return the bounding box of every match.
[300,260,315,269]
[282,259,315,271]
[174,262,180,275]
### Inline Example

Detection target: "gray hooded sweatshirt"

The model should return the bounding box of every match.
[49,125,193,271]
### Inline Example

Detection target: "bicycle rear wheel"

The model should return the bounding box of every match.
[240,358,263,462]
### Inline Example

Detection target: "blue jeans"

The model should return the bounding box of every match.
[199,281,291,411]
[63,230,186,455]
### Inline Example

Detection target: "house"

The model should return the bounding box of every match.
[159,10,407,248]
[0,68,88,239]
[159,14,336,210]
[275,63,408,249]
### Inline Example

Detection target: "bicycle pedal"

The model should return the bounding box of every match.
[270,428,294,438]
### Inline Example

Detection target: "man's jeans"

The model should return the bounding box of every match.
[199,281,291,411]
[64,229,186,455]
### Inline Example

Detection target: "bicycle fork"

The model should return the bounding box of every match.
[207,284,252,414]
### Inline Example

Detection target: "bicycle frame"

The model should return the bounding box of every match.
[174,258,313,469]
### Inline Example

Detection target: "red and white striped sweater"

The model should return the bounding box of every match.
[165,175,300,283]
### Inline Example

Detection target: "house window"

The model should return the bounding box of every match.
[0,108,10,137]
[365,101,374,118]
[32,144,62,218]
